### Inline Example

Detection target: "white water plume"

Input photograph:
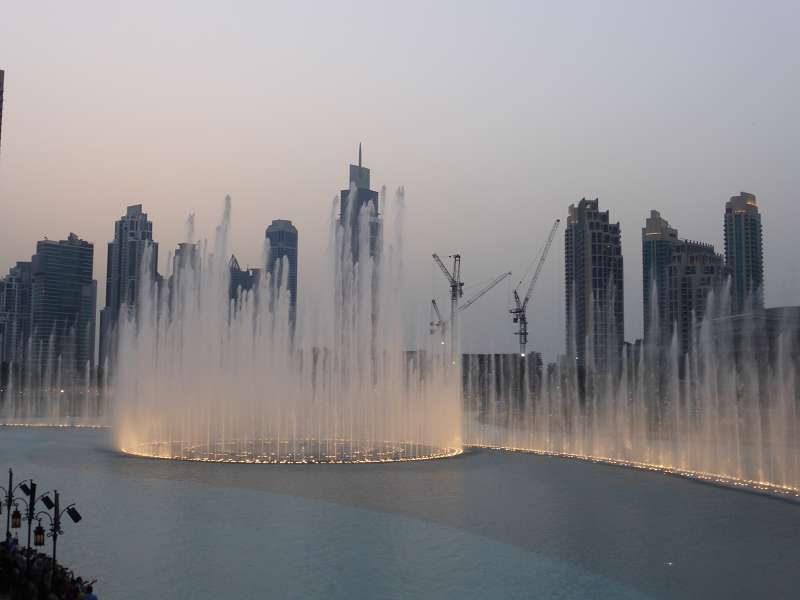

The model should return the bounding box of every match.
[113,193,462,462]
[464,287,800,497]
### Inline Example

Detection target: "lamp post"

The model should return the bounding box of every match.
[15,481,50,573]
[0,468,30,543]
[36,490,82,588]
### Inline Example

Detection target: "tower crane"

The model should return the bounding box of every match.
[510,219,560,357]
[458,270,512,312]
[432,254,463,351]
[430,299,446,344]
[431,267,512,345]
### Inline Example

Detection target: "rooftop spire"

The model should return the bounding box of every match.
[358,143,362,168]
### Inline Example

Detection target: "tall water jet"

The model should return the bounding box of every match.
[113,192,462,463]
[463,293,800,498]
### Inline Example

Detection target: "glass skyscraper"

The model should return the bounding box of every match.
[564,198,624,385]
[99,204,158,372]
[30,233,97,374]
[0,261,32,367]
[0,69,4,155]
[339,144,381,263]
[642,210,725,355]
[265,219,298,328]
[724,192,764,314]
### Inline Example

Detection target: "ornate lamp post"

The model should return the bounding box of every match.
[33,521,46,547]
[0,468,30,542]
[14,481,51,571]
[36,490,82,587]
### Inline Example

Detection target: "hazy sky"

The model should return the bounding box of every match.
[1,1,798,359]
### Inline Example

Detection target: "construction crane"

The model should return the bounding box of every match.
[432,254,463,351]
[459,270,512,312]
[430,299,446,344]
[431,270,512,344]
[510,219,560,357]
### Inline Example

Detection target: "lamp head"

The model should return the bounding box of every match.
[66,506,82,523]
[34,521,45,547]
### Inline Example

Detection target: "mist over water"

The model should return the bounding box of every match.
[464,284,800,496]
[112,191,462,462]
[0,356,98,426]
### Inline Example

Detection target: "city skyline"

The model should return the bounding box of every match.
[1,2,799,358]
[1,6,798,600]
[0,187,784,372]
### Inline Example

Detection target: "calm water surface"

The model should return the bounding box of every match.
[1,428,797,599]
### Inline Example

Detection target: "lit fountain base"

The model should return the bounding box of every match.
[122,438,463,464]
[471,444,800,502]
[1,419,109,429]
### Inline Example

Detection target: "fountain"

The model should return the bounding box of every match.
[464,290,800,499]
[0,338,104,427]
[3,182,797,497]
[113,190,462,463]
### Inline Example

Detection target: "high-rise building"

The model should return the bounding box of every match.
[167,242,199,309]
[564,198,624,382]
[339,144,381,262]
[642,210,725,354]
[265,219,298,324]
[173,242,198,274]
[228,254,260,319]
[30,233,97,374]
[0,261,32,366]
[724,192,764,314]
[99,205,158,370]
[0,69,4,154]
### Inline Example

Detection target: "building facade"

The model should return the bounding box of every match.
[228,254,260,319]
[724,192,764,314]
[265,219,298,327]
[642,210,725,354]
[0,261,33,366]
[99,204,158,371]
[339,145,381,263]
[30,234,97,374]
[0,69,4,155]
[167,242,199,314]
[565,198,624,383]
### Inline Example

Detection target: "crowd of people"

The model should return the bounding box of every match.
[0,535,97,600]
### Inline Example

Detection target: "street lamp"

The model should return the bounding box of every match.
[12,480,51,572]
[0,468,30,542]
[36,489,82,587]
[33,521,46,547]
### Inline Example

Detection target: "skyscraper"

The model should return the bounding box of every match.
[642,210,725,354]
[229,255,256,297]
[167,242,199,310]
[99,205,158,370]
[564,198,624,384]
[724,192,764,314]
[0,69,4,154]
[0,261,32,367]
[265,219,298,325]
[339,144,381,262]
[30,233,97,374]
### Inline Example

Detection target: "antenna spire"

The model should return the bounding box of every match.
[358,143,362,168]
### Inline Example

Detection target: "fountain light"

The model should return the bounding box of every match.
[470,444,800,501]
